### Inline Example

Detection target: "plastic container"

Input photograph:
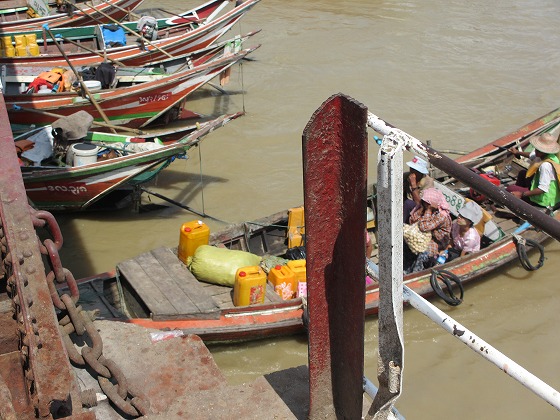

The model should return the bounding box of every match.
[68,143,99,166]
[13,34,26,47]
[4,46,15,58]
[27,43,39,56]
[177,220,210,263]
[297,282,307,298]
[24,33,37,45]
[37,85,51,94]
[233,266,267,307]
[287,206,305,248]
[83,80,102,91]
[15,45,27,56]
[436,250,448,265]
[470,173,500,202]
[287,259,306,283]
[1,36,12,48]
[268,265,296,300]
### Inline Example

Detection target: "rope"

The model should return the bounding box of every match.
[429,269,464,306]
[513,234,545,271]
[240,60,245,113]
[198,143,206,216]
[237,16,246,113]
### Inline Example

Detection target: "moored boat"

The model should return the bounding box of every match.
[18,111,244,211]
[5,43,259,129]
[65,106,560,343]
[0,0,144,31]
[0,0,261,68]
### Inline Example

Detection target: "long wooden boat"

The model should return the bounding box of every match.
[1,30,259,92]
[67,106,560,343]
[6,44,258,129]
[0,0,261,68]
[18,111,243,211]
[0,0,143,31]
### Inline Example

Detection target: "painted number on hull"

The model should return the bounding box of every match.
[47,186,87,195]
[139,94,170,103]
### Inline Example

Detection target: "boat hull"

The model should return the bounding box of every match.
[21,112,243,211]
[7,47,255,129]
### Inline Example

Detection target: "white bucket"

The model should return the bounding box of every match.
[83,80,102,91]
[68,143,99,166]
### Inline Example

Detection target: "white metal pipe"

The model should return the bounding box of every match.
[363,377,406,420]
[403,286,560,411]
[367,112,429,159]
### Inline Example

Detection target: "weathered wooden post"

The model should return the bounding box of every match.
[303,93,368,418]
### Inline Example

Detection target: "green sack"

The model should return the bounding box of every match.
[189,245,262,287]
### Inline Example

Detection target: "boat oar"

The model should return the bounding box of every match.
[79,1,176,60]
[11,105,144,135]
[53,34,126,67]
[156,7,197,21]
[104,0,141,20]
[43,24,117,133]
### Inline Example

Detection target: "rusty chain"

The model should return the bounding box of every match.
[31,206,150,416]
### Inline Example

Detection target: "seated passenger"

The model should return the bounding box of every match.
[445,201,483,262]
[405,188,452,273]
[403,156,434,223]
[506,133,560,208]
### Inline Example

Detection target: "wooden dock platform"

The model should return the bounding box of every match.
[116,247,283,321]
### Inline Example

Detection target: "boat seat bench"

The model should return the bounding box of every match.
[117,247,221,321]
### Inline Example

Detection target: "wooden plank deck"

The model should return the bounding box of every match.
[117,247,221,321]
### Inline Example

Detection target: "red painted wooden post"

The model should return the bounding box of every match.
[303,93,368,418]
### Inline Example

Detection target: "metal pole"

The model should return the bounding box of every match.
[403,286,560,410]
[366,126,405,419]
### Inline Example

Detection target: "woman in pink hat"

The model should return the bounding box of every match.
[405,188,452,273]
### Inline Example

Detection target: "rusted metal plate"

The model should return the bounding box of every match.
[303,93,368,418]
[0,95,81,416]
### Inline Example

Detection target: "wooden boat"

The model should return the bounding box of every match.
[5,43,259,129]
[67,107,560,343]
[0,0,144,32]
[0,0,261,68]
[17,111,243,211]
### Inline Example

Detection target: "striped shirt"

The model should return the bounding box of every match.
[409,206,452,256]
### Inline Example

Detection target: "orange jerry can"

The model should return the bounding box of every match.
[287,259,306,283]
[178,220,210,264]
[268,265,297,300]
[470,173,500,202]
[233,266,267,307]
[287,259,307,298]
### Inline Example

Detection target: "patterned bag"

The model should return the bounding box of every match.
[403,223,432,254]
